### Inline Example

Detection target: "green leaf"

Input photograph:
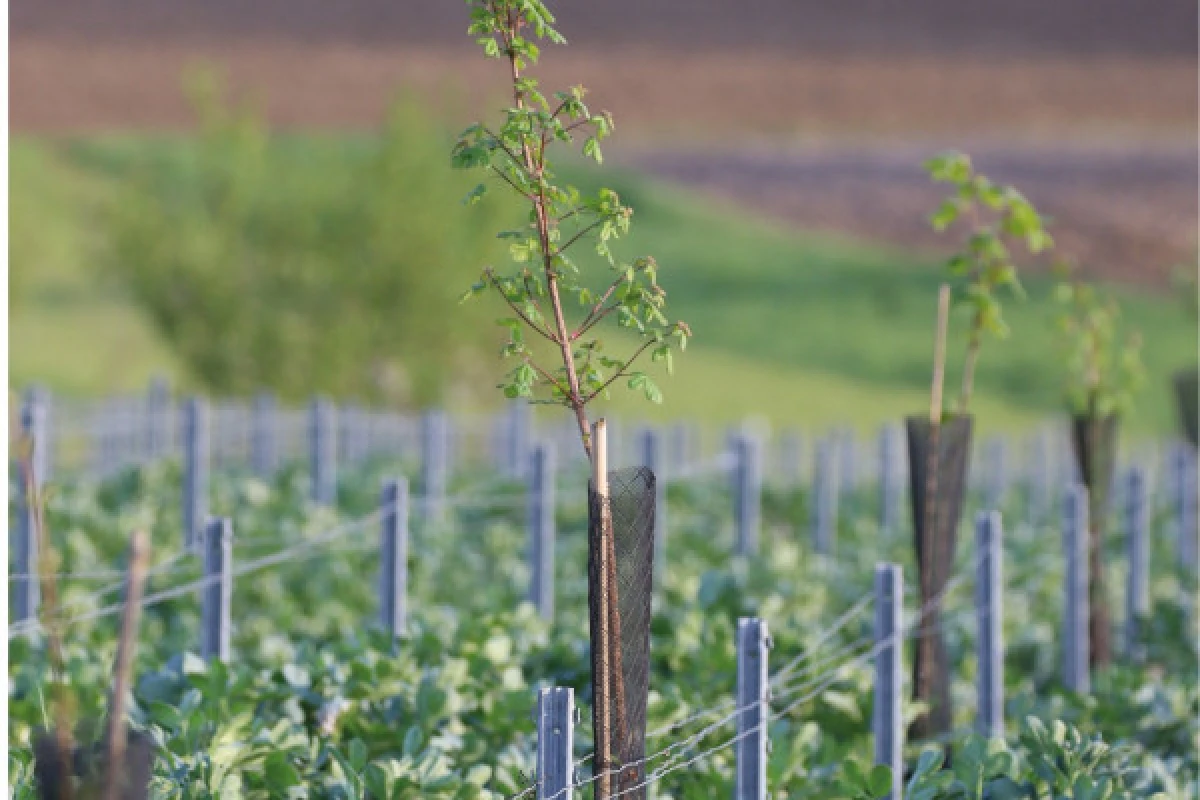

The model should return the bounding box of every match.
[930,199,961,231]
[348,739,369,771]
[867,765,894,797]
[462,183,488,206]
[264,752,302,788]
[583,137,602,164]
[403,725,423,757]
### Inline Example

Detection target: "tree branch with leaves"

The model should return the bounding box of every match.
[925,152,1052,415]
[452,0,689,460]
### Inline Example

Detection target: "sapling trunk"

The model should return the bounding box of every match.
[23,435,77,799]
[503,36,595,461]
[102,531,150,800]
[958,312,983,413]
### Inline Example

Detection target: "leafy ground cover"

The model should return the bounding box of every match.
[9,455,1197,797]
[10,134,1195,433]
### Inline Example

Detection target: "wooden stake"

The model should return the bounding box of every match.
[931,284,951,425]
[103,530,150,800]
[915,284,950,742]
[592,419,613,800]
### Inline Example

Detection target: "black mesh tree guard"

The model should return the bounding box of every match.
[588,467,656,800]
[905,414,972,744]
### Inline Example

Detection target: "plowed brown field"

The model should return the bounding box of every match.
[11,0,1196,286]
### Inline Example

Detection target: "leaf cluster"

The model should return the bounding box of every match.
[838,719,1175,800]
[925,151,1052,412]
[1051,262,1144,418]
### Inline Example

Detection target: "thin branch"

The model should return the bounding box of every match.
[574,303,620,342]
[553,218,604,259]
[583,338,657,404]
[574,273,627,339]
[481,126,524,170]
[486,272,559,344]
[557,205,587,225]
[490,165,532,200]
[563,117,592,135]
[548,97,569,121]
[524,357,571,398]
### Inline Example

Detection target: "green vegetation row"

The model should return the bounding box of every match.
[9,457,1198,797]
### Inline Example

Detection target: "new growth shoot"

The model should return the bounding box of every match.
[453,0,690,460]
[925,151,1052,415]
[1052,260,1144,418]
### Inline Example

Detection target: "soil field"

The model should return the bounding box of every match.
[11,0,1196,290]
[625,143,1198,288]
[13,0,1197,55]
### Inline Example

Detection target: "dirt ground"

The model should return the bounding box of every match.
[624,143,1197,288]
[13,0,1196,55]
[11,0,1197,287]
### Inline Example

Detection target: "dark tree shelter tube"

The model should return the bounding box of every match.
[906,413,973,743]
[1070,410,1120,668]
[1174,368,1198,448]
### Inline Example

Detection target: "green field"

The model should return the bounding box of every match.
[10,136,1195,434]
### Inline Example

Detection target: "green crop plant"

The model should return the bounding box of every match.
[925,152,1052,414]
[453,0,690,459]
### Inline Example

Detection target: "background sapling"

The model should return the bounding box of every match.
[1052,260,1145,420]
[926,151,1052,414]
[453,0,690,460]
[1052,259,1145,667]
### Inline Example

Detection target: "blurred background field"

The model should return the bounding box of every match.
[9,0,1198,434]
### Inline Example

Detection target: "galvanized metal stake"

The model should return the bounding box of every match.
[975,511,1004,739]
[421,409,448,526]
[1063,484,1090,693]
[379,478,409,637]
[534,687,575,800]
[1171,444,1198,574]
[507,401,532,477]
[146,376,171,460]
[812,438,839,556]
[251,392,277,477]
[1124,466,1149,661]
[735,617,769,800]
[309,397,337,506]
[182,397,210,552]
[528,443,556,621]
[873,563,903,800]
[201,517,233,662]
[734,434,762,557]
[879,424,901,538]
